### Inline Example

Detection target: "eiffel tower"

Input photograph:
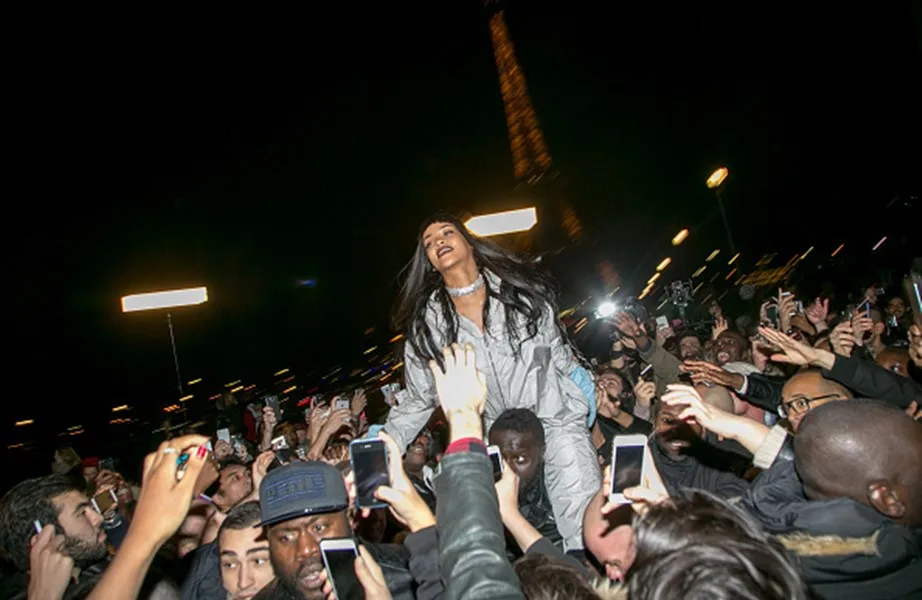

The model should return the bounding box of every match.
[484,2,583,247]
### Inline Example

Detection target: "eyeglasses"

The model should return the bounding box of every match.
[778,393,843,418]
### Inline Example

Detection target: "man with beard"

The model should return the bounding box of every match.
[0,474,178,599]
[592,368,653,466]
[253,461,424,600]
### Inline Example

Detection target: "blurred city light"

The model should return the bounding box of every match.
[706,167,729,189]
[465,207,537,237]
[597,301,617,318]
[725,268,738,281]
[728,252,741,265]
[656,258,672,272]
[14,420,33,427]
[274,368,289,376]
[800,246,814,260]
[647,273,661,285]
[230,385,244,393]
[872,236,887,251]
[121,287,208,313]
[283,385,297,394]
[389,334,404,343]
[187,378,202,385]
[831,243,845,257]
[706,249,720,262]
[671,229,689,246]
[226,380,241,388]
[692,265,707,278]
[112,405,129,412]
[179,394,193,402]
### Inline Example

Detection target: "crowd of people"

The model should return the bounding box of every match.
[1,216,920,599]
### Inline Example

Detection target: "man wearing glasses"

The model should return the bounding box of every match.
[779,370,852,431]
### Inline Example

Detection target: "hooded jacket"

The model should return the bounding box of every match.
[741,460,922,599]
[385,272,600,551]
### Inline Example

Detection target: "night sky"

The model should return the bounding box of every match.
[5,3,921,445]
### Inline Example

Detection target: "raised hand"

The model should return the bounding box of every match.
[757,327,834,369]
[613,313,645,341]
[633,380,656,408]
[805,298,830,332]
[660,384,761,445]
[351,388,368,416]
[212,439,233,461]
[829,321,856,357]
[711,315,729,341]
[251,450,275,492]
[429,344,487,418]
[494,460,521,521]
[909,324,922,368]
[680,360,744,391]
[372,432,435,533]
[28,525,74,600]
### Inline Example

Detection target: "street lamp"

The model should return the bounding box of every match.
[706,167,736,255]
[465,207,537,237]
[121,286,208,399]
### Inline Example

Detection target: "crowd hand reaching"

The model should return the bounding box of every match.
[757,327,835,370]
[633,380,656,408]
[777,289,797,333]
[905,401,922,422]
[308,404,331,444]
[851,315,873,347]
[829,321,856,357]
[28,525,74,600]
[680,360,744,392]
[320,546,393,600]
[655,326,675,347]
[805,298,830,333]
[259,406,278,450]
[213,440,233,462]
[612,313,648,346]
[494,460,521,522]
[661,384,766,450]
[368,432,435,532]
[251,450,275,493]
[712,314,729,341]
[429,344,487,427]
[909,324,922,368]
[133,435,211,547]
[600,453,670,518]
[351,388,368,416]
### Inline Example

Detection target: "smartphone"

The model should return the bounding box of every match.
[349,439,389,509]
[639,364,654,382]
[265,395,281,416]
[319,538,362,600]
[33,520,43,535]
[99,458,115,472]
[487,445,504,477]
[334,396,351,411]
[655,315,668,331]
[904,274,922,328]
[91,489,118,514]
[609,435,648,504]
[216,428,231,443]
[765,303,779,327]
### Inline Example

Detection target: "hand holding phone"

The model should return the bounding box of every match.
[488,445,504,478]
[350,439,389,509]
[91,489,119,514]
[216,428,231,443]
[320,539,361,599]
[609,435,648,504]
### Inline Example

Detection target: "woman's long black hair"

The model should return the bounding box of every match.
[393,213,569,370]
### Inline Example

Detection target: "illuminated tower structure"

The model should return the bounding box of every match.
[485,2,583,247]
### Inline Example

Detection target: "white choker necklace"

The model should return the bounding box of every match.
[446,274,485,298]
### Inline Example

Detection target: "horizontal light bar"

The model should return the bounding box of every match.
[187,378,202,385]
[465,207,537,237]
[112,405,129,412]
[121,287,208,313]
[274,368,289,376]
[14,419,33,427]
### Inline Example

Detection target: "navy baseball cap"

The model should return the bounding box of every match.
[258,461,349,527]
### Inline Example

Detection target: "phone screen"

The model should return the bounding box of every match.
[216,428,231,443]
[265,396,280,416]
[92,489,117,514]
[351,441,388,508]
[323,544,361,599]
[611,445,644,495]
[488,447,503,476]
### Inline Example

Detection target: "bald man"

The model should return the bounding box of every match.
[742,400,922,599]
[780,370,852,431]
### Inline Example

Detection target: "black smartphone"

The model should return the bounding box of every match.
[488,445,504,477]
[320,539,363,600]
[265,395,281,416]
[349,439,389,509]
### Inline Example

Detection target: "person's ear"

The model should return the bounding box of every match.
[867,480,906,520]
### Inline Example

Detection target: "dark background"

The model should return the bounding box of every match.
[4,2,921,461]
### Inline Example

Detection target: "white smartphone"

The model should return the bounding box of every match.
[334,396,351,411]
[487,445,504,476]
[655,315,669,330]
[349,438,389,509]
[320,538,360,600]
[609,435,648,504]
[216,428,231,443]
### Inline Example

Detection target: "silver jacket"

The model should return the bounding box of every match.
[384,274,601,550]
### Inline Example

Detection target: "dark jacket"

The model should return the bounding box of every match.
[595,414,654,466]
[180,542,224,600]
[435,452,523,600]
[824,354,922,409]
[650,439,749,501]
[741,460,922,599]
[515,468,563,553]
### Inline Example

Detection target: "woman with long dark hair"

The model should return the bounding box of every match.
[385,213,601,550]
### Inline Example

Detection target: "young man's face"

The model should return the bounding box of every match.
[219,524,274,600]
[489,429,543,488]
[268,511,352,600]
[51,490,108,567]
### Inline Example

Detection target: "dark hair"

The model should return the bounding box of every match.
[513,553,602,600]
[218,500,262,542]
[628,493,807,600]
[489,408,546,447]
[220,458,249,472]
[628,542,808,600]
[393,213,567,370]
[0,475,82,570]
